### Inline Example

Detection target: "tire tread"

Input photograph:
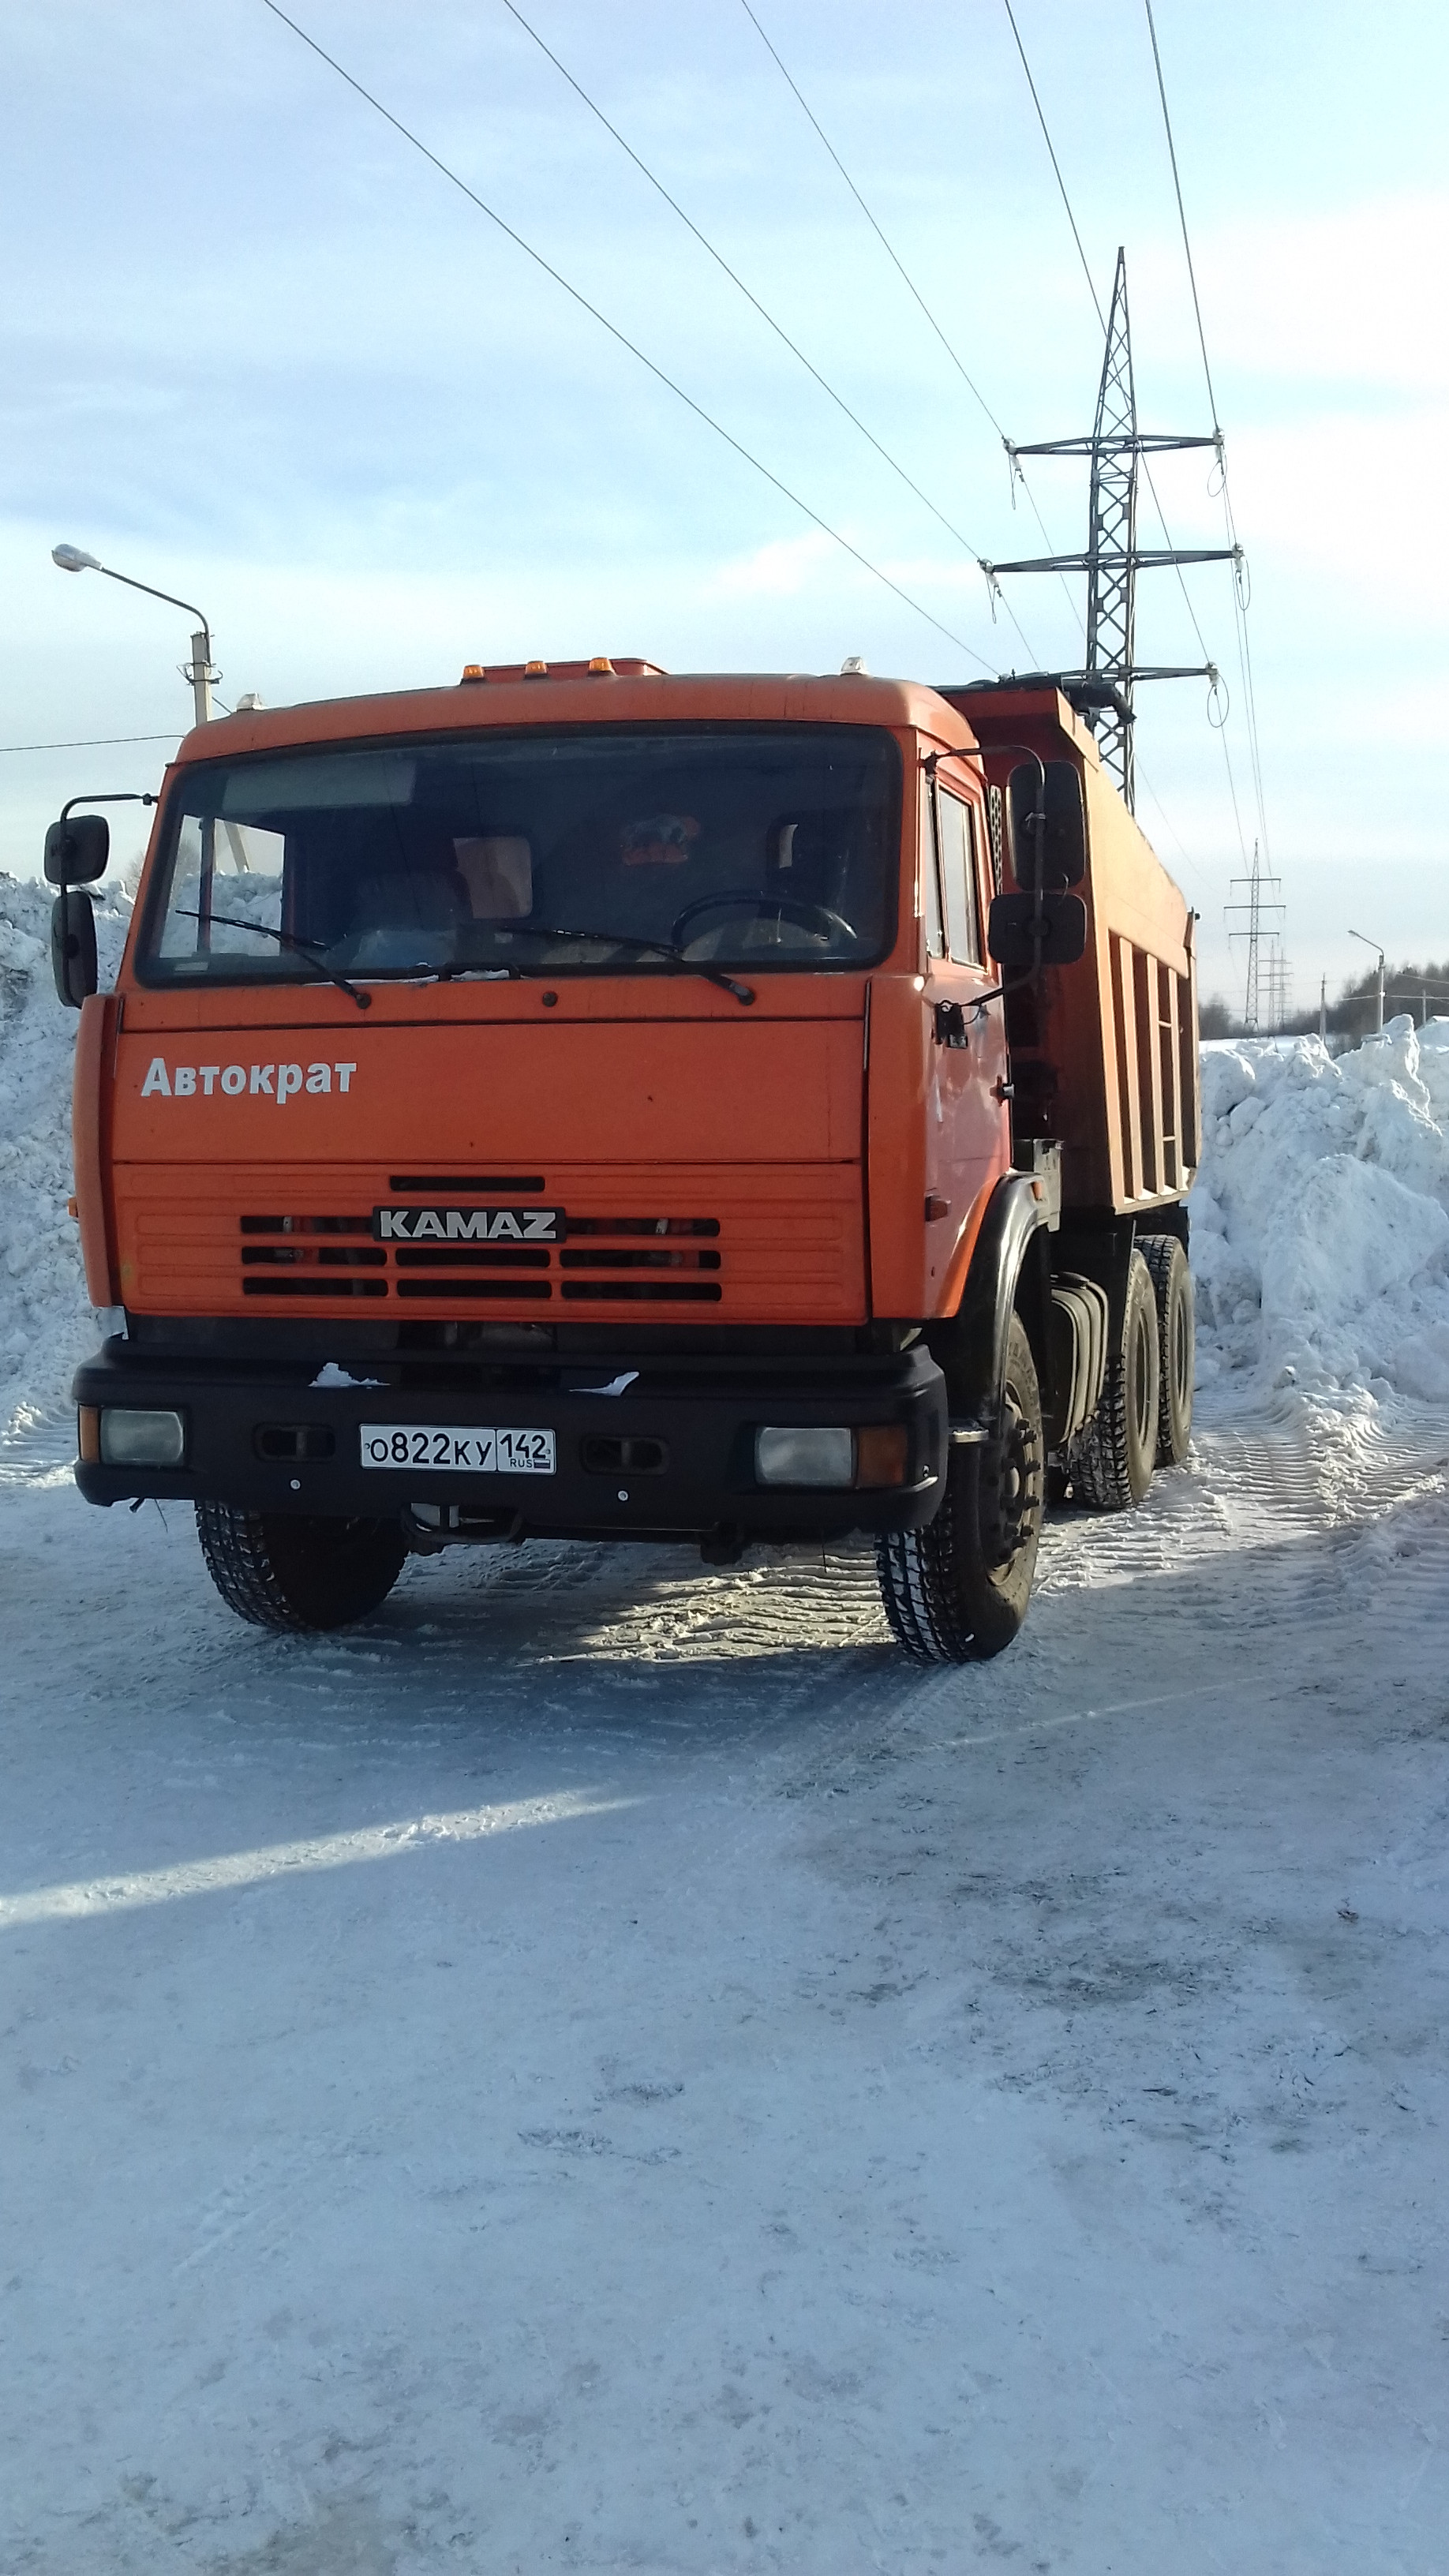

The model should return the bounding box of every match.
[876,1314,1043,1664]
[1140,1231,1194,1467]
[1066,1248,1160,1511]
[196,1502,312,1631]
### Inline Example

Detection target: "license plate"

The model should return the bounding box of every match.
[359,1423,556,1474]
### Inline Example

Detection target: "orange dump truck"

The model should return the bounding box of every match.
[48,661,1199,1659]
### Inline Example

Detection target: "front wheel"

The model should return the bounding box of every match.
[877,1312,1044,1663]
[196,1504,407,1631]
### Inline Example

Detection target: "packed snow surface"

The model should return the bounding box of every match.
[2,901,1447,2568]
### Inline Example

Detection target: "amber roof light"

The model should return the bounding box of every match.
[457,656,667,687]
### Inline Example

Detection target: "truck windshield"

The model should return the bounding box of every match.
[138,724,898,989]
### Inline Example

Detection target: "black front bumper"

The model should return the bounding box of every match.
[71,1335,948,1546]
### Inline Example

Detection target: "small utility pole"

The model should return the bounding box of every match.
[185,630,215,727]
[1319,975,1326,1044]
[1348,930,1386,1032]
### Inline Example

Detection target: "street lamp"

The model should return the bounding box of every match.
[1347,928,1386,1033]
[51,543,218,727]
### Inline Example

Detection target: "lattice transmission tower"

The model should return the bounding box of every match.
[1226,841,1286,1034]
[985,247,1238,812]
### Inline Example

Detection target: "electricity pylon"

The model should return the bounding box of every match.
[1226,842,1286,1034]
[984,248,1238,811]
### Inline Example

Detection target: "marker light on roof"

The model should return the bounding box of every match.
[459,664,485,683]
[588,657,615,675]
[524,660,548,677]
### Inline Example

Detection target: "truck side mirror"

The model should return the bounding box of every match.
[1007,761,1085,889]
[44,812,110,886]
[987,889,1088,972]
[51,888,99,1009]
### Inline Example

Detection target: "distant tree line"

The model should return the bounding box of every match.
[1200,960,1449,1043]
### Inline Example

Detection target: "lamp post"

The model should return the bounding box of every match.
[1347,928,1386,1033]
[51,544,218,727]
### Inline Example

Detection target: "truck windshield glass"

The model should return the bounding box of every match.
[140,725,897,988]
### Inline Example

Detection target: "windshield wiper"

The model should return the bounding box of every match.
[365,962,522,983]
[176,911,372,1010]
[518,925,755,1006]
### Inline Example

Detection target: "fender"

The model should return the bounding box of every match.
[923,1172,1050,1424]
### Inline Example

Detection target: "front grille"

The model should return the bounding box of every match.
[561,1279,721,1303]
[392,1246,550,1268]
[242,1248,386,1267]
[235,1206,726,1304]
[388,1174,545,1193]
[116,1168,860,1324]
[242,1276,389,1300]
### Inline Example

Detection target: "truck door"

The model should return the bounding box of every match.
[921,762,1010,1284]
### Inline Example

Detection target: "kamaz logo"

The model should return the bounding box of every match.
[373,1205,564,1244]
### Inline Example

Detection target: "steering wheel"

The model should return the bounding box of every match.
[671,889,857,947]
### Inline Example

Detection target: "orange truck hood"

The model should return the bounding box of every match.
[103,985,871,1328]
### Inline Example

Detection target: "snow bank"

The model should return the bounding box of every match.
[1191,1020,1449,1406]
[2,882,1447,1440]
[0,873,132,1436]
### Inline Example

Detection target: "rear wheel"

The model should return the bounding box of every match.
[1067,1247,1160,1510]
[1140,1233,1195,1466]
[196,1504,407,1631]
[877,1311,1044,1663]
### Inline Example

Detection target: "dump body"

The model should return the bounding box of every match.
[66,663,1195,1562]
[943,683,1200,1215]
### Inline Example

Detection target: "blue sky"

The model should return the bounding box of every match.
[5,0,1446,1009]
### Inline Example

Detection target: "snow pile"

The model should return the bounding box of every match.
[0,872,133,1436]
[1191,1020,1449,1406]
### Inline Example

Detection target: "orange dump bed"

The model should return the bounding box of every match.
[941,683,1200,1217]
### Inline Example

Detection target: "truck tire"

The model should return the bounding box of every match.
[1140,1233,1194,1466]
[1067,1248,1160,1511]
[196,1504,407,1632]
[876,1311,1044,1662]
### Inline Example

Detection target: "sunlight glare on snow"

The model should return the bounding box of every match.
[0,1791,635,1929]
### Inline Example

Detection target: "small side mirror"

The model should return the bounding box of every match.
[44,812,110,886]
[987,889,1088,973]
[1007,761,1086,889]
[51,889,99,1008]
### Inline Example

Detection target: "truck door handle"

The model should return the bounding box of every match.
[992,1077,1015,1103]
[933,1000,969,1049]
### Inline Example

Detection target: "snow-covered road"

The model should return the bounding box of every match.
[4,1394,1447,2574]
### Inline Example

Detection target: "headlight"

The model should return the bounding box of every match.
[754,1426,855,1488]
[754,1424,910,1490]
[99,1408,186,1466]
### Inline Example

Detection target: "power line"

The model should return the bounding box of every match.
[736,1,1077,665]
[1140,0,1272,867]
[253,0,997,672]
[0,731,181,755]
[1000,0,1104,330]
[740,0,1010,439]
[1143,0,1220,434]
[998,13,1222,680]
[500,0,1003,586]
[998,0,1254,867]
